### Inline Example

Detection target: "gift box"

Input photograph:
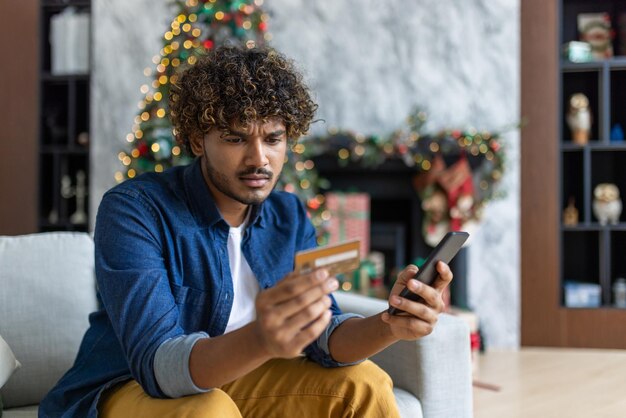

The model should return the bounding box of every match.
[325,192,370,259]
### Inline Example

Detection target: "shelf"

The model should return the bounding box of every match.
[38,0,91,233]
[40,145,89,154]
[561,143,626,150]
[42,1,90,9]
[562,223,626,231]
[562,57,626,72]
[41,72,89,82]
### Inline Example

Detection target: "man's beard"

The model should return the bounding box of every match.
[203,157,278,206]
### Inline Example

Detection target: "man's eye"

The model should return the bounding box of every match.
[224,137,243,143]
[267,137,283,144]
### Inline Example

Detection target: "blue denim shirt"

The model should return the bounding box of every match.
[39,158,361,418]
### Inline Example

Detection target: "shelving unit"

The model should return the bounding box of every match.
[38,0,91,232]
[559,0,626,309]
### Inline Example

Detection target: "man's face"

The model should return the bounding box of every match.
[192,118,288,208]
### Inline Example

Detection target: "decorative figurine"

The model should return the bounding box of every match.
[578,12,614,59]
[610,123,625,142]
[61,170,88,225]
[563,197,579,226]
[593,183,622,225]
[566,93,592,145]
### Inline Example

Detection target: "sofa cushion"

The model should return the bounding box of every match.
[393,387,423,418]
[0,335,20,389]
[0,232,98,409]
[2,405,38,418]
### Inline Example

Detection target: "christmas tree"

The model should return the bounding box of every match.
[116,0,270,182]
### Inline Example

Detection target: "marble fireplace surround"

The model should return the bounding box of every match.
[91,0,520,348]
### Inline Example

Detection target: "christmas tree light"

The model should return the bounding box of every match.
[116,0,269,181]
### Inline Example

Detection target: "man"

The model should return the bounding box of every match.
[40,46,453,417]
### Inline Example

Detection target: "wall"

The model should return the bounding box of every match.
[92,0,520,347]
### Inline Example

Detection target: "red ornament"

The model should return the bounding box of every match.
[258,22,267,32]
[307,198,321,210]
[137,142,149,156]
[451,130,462,139]
[203,39,214,50]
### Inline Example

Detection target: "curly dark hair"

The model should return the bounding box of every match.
[169,45,318,154]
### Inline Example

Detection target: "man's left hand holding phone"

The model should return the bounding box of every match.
[380,261,453,341]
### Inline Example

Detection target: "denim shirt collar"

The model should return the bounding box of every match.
[183,157,265,229]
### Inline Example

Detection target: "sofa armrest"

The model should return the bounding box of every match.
[334,292,473,418]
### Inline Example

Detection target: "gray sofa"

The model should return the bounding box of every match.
[0,232,473,418]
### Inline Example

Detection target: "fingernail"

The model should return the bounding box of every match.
[316,269,329,281]
[326,279,339,290]
[409,279,421,290]
[391,296,402,305]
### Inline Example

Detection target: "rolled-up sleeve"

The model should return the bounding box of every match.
[154,332,211,398]
[304,312,365,367]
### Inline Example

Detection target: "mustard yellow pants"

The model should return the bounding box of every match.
[98,357,401,418]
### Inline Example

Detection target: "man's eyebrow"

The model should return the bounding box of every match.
[223,129,286,137]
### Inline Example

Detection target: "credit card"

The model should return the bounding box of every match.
[294,240,361,276]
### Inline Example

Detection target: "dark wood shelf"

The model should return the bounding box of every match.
[562,223,626,231]
[42,1,90,8]
[561,142,626,150]
[38,0,91,233]
[40,145,89,154]
[41,72,89,82]
[557,0,626,339]
[562,57,626,72]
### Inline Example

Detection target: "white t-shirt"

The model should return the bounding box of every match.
[224,219,260,334]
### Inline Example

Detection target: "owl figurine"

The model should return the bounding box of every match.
[566,93,592,145]
[593,183,622,225]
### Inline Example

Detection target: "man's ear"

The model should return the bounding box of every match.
[189,132,204,157]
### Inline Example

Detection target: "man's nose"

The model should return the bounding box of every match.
[245,139,269,167]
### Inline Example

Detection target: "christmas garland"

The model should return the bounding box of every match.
[277,108,507,246]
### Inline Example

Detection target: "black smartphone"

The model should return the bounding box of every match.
[388,231,469,315]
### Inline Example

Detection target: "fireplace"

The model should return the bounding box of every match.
[314,156,468,307]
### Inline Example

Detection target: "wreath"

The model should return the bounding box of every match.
[277,108,508,247]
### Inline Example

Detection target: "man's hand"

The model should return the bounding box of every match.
[253,268,339,358]
[380,262,453,341]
